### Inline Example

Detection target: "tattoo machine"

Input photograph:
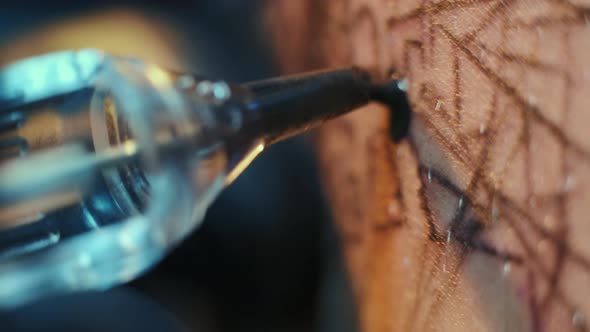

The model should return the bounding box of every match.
[0,50,410,306]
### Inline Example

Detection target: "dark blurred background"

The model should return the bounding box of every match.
[0,2,357,331]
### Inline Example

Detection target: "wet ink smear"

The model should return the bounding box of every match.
[417,164,522,263]
[370,79,412,142]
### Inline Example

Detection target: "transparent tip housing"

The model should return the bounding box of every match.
[0,50,234,307]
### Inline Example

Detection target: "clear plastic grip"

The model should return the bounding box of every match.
[0,50,240,307]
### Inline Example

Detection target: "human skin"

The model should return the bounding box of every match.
[266,1,590,331]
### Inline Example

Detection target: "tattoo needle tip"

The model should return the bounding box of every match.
[241,67,412,145]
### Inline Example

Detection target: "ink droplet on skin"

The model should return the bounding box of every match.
[427,168,432,183]
[447,230,452,244]
[458,196,464,209]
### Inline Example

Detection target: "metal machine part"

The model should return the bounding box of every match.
[0,50,410,307]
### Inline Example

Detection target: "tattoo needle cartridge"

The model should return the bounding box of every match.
[0,50,410,306]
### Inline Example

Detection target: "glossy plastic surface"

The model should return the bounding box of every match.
[0,50,228,307]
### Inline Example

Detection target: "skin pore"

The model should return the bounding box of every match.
[266,1,590,331]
